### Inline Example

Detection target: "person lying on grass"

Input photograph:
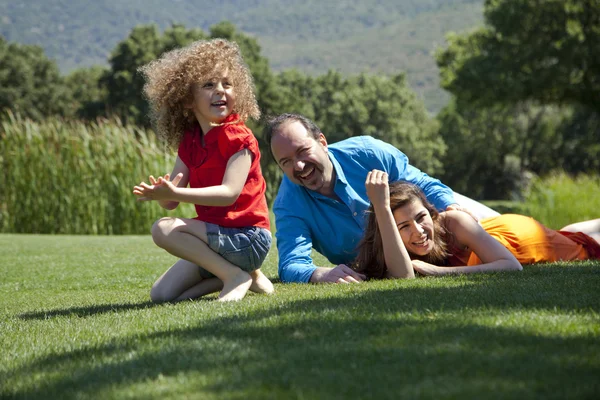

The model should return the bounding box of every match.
[265,113,500,284]
[133,39,273,302]
[352,170,600,279]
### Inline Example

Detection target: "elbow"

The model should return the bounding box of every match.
[222,187,242,206]
[159,201,179,210]
[387,269,416,280]
[164,202,179,211]
[507,259,523,271]
[514,262,523,272]
[223,196,239,207]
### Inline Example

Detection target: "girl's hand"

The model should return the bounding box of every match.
[365,169,389,210]
[412,260,445,276]
[133,173,183,201]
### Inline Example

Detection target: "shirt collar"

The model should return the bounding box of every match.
[329,150,348,186]
[305,150,347,200]
[202,113,241,144]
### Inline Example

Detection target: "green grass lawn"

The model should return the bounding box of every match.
[1,234,600,399]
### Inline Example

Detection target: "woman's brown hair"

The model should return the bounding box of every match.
[353,181,450,279]
[139,38,260,149]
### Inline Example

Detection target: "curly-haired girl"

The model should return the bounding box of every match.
[133,38,273,302]
[354,170,600,279]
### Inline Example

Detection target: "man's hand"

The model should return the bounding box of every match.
[310,264,367,284]
[133,173,183,201]
[446,204,478,222]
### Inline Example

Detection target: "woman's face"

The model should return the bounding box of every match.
[392,199,435,256]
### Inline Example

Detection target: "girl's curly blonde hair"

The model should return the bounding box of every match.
[139,38,260,148]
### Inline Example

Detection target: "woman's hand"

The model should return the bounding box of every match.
[365,169,390,211]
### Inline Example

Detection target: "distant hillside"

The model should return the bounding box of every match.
[0,0,483,113]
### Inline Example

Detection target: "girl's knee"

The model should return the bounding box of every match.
[151,217,177,247]
[149,285,163,303]
[150,282,173,303]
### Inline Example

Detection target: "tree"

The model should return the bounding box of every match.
[103,24,206,126]
[436,0,600,113]
[435,99,582,200]
[0,36,71,120]
[557,107,600,174]
[102,21,281,130]
[207,21,282,126]
[313,72,445,175]
[436,101,524,200]
[64,66,109,120]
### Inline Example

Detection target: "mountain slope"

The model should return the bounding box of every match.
[0,0,483,112]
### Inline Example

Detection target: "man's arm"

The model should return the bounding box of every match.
[274,197,319,283]
[274,196,365,284]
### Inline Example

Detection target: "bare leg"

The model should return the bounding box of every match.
[152,217,252,302]
[249,269,274,294]
[176,277,223,301]
[453,192,500,220]
[151,259,222,302]
[560,218,600,245]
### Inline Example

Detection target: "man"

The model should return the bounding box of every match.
[265,113,499,284]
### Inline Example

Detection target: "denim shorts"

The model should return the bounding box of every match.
[198,224,272,278]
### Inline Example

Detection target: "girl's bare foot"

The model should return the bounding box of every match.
[217,270,252,302]
[249,269,274,294]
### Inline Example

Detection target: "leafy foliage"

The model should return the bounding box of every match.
[437,0,600,112]
[435,100,596,200]
[103,24,206,126]
[437,101,524,199]
[555,106,600,174]
[64,66,109,120]
[0,37,71,120]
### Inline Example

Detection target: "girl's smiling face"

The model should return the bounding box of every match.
[187,69,236,132]
[392,199,435,256]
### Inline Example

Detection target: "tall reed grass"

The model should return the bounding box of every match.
[0,113,194,234]
[523,172,600,229]
[1,114,598,234]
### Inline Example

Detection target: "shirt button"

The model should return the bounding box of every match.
[353,212,357,216]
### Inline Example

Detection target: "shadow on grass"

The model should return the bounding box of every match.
[15,264,599,322]
[17,296,225,320]
[18,301,160,320]
[3,268,600,400]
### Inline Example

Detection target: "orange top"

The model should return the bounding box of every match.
[447,214,600,266]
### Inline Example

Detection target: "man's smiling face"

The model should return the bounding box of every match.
[270,120,334,196]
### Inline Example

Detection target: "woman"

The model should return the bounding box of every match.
[353,170,600,279]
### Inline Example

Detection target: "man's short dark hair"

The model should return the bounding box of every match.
[263,113,322,146]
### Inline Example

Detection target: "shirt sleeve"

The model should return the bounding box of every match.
[365,137,456,210]
[273,186,317,283]
[218,124,256,160]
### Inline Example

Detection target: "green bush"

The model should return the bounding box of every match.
[484,173,600,229]
[481,200,533,216]
[0,113,194,234]
[523,172,600,230]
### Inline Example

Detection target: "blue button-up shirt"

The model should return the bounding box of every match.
[273,136,456,283]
